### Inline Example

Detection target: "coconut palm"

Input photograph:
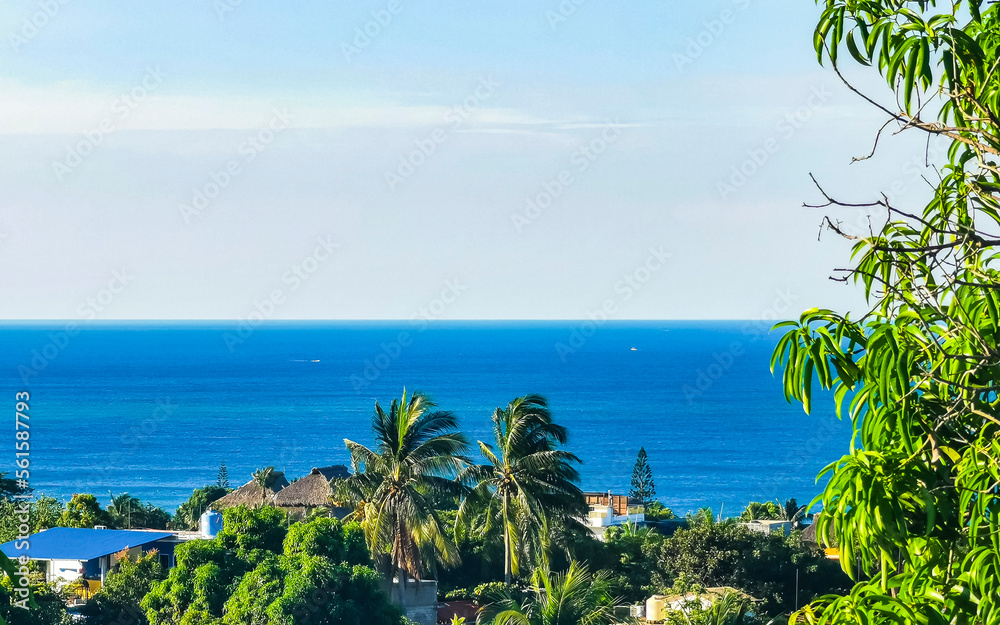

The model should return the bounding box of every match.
[340,390,470,600]
[779,498,808,528]
[481,561,627,625]
[683,591,747,625]
[456,395,586,584]
[252,466,276,507]
[107,492,141,529]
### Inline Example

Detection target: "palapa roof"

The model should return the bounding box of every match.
[211,471,289,509]
[274,465,350,508]
[801,521,837,547]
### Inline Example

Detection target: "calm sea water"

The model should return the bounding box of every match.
[0,322,852,514]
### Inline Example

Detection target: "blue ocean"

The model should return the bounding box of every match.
[0,322,852,515]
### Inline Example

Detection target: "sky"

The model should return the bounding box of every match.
[0,0,946,320]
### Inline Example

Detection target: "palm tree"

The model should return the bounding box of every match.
[340,390,470,602]
[481,561,627,625]
[618,519,652,541]
[108,492,141,529]
[683,591,747,625]
[252,466,276,507]
[456,395,586,584]
[779,498,807,528]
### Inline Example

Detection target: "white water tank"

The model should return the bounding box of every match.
[200,510,223,538]
[645,595,666,622]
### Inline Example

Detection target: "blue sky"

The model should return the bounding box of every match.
[0,0,942,320]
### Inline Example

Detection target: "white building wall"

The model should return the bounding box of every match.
[48,559,85,582]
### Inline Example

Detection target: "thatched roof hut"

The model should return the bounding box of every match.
[274,465,351,520]
[211,471,289,510]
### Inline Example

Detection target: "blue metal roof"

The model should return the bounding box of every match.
[0,527,174,561]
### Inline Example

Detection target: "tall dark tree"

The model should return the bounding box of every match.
[629,447,655,505]
[216,462,229,490]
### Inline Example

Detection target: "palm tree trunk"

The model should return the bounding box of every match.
[503,493,511,585]
[394,517,408,612]
[394,556,407,611]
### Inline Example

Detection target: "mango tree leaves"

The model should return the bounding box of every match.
[774,2,1000,623]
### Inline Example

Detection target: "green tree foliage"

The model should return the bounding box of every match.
[737,501,782,522]
[283,517,369,565]
[172,486,228,531]
[479,562,624,625]
[653,520,850,617]
[107,493,171,530]
[245,557,400,625]
[31,496,61,530]
[456,395,586,584]
[58,493,112,528]
[143,507,397,625]
[665,589,749,625]
[435,509,505,595]
[630,447,656,505]
[83,551,165,625]
[644,501,676,521]
[216,505,287,556]
[772,1,1000,621]
[339,390,469,586]
[601,521,665,602]
[0,578,70,625]
[0,495,61,544]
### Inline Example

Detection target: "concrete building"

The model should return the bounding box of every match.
[0,526,204,604]
[381,578,438,625]
[583,491,644,537]
[740,519,793,536]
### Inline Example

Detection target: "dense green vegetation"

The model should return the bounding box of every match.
[172,486,229,531]
[141,507,400,625]
[0,393,850,624]
[772,1,1000,622]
